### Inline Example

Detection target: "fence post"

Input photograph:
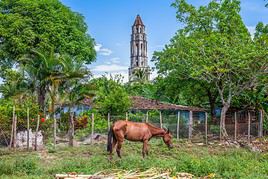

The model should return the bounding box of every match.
[27,107,30,151]
[220,115,222,142]
[234,112,237,141]
[91,113,94,144]
[177,111,180,140]
[205,112,208,145]
[53,113,57,148]
[9,106,15,149]
[248,111,251,144]
[146,111,149,123]
[259,110,263,137]
[189,111,193,141]
[108,113,111,131]
[35,115,40,151]
[160,111,163,129]
[126,112,128,121]
[69,111,74,147]
[13,115,17,149]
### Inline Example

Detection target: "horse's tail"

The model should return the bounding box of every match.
[107,127,115,152]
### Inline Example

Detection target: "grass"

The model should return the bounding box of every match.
[0,139,268,178]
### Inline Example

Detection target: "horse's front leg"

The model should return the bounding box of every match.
[142,140,148,158]
[114,130,124,158]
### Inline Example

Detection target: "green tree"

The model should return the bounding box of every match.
[95,76,131,115]
[59,61,91,147]
[131,68,150,83]
[153,75,219,122]
[154,0,267,138]
[0,69,30,101]
[125,82,158,100]
[0,0,96,74]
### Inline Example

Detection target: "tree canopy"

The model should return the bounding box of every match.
[95,76,131,115]
[0,0,96,73]
[154,0,268,137]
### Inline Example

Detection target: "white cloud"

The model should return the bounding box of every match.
[94,43,112,56]
[92,64,128,73]
[110,57,120,64]
[247,26,256,38]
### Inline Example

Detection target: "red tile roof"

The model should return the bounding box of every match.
[130,96,205,112]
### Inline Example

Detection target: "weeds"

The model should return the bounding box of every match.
[0,140,267,178]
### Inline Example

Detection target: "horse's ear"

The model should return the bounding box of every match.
[163,127,168,132]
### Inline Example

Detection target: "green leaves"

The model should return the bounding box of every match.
[0,0,96,70]
[95,76,131,115]
[154,0,268,125]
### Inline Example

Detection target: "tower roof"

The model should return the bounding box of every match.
[133,15,144,26]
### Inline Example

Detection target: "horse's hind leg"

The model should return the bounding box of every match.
[116,140,123,158]
[142,140,149,158]
[109,139,117,160]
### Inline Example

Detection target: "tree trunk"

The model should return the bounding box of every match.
[220,103,230,139]
[53,113,56,148]
[38,85,46,111]
[207,90,217,123]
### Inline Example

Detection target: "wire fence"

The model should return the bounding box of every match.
[0,109,264,150]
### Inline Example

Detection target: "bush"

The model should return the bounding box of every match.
[75,110,108,139]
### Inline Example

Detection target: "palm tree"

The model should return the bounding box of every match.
[19,48,92,147]
[0,69,31,148]
[132,68,150,83]
[59,57,93,147]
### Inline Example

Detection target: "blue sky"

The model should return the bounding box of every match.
[60,0,268,82]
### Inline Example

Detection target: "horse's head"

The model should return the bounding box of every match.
[163,128,173,149]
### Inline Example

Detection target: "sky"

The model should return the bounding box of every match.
[53,1,267,82]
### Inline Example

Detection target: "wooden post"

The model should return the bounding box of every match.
[13,115,17,149]
[234,112,237,141]
[91,113,94,144]
[160,111,163,129]
[248,111,251,144]
[53,113,57,148]
[69,111,74,147]
[220,114,222,142]
[205,112,208,145]
[146,111,149,123]
[126,112,128,121]
[9,106,15,148]
[35,115,40,151]
[9,119,13,149]
[9,106,16,148]
[27,107,30,151]
[189,111,193,141]
[107,113,111,131]
[259,110,263,137]
[177,111,180,140]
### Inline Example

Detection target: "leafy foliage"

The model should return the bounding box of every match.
[154,0,268,137]
[95,76,131,115]
[0,0,96,69]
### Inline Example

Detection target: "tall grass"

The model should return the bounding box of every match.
[0,140,267,178]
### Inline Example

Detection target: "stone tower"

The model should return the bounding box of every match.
[128,15,150,82]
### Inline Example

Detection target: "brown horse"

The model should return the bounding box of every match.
[107,120,173,158]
